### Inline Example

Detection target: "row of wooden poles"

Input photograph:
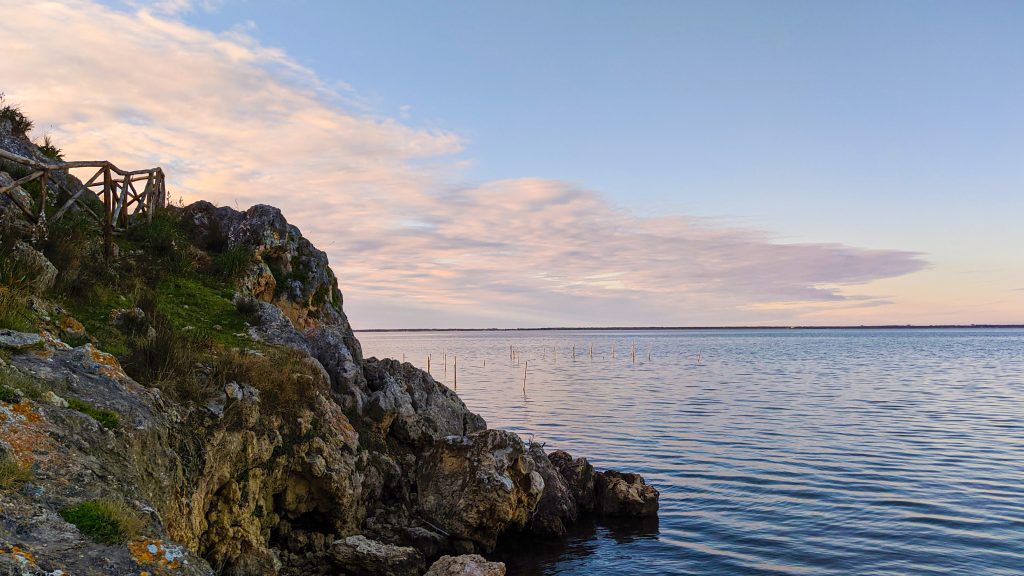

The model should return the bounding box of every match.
[0,148,165,256]
[411,342,703,394]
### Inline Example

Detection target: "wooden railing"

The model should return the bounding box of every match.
[0,148,165,255]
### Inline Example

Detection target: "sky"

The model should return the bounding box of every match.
[1,0,1022,328]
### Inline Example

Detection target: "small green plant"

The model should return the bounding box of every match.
[214,246,254,281]
[0,93,33,134]
[0,454,33,490]
[67,398,120,429]
[58,499,146,545]
[37,134,63,161]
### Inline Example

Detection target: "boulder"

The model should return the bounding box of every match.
[526,444,578,536]
[416,430,544,551]
[548,449,597,514]
[425,554,506,576]
[329,535,424,576]
[595,470,660,517]
[0,329,42,350]
[7,242,57,294]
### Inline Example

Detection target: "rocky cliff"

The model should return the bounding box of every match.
[0,111,657,575]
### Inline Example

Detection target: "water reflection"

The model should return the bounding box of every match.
[494,516,660,575]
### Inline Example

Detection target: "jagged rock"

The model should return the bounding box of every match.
[548,449,597,514]
[416,430,544,551]
[363,358,486,448]
[425,554,506,576]
[595,470,660,517]
[526,444,578,536]
[328,535,424,576]
[0,329,42,350]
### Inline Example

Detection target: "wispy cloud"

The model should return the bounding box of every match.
[0,0,926,327]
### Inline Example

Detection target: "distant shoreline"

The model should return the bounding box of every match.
[356,324,1024,333]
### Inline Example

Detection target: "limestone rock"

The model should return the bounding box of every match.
[0,329,42,350]
[548,449,597,514]
[328,535,424,576]
[595,470,660,517]
[526,444,578,536]
[425,554,506,576]
[363,358,486,448]
[416,430,544,551]
[8,242,57,294]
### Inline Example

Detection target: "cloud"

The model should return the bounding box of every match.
[0,0,926,327]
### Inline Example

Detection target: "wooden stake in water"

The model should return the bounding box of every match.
[612,341,616,359]
[444,352,447,378]
[523,360,528,393]
[454,356,457,391]
[427,354,431,375]
[572,344,576,360]
[648,348,652,361]
[590,343,593,360]
[697,349,703,365]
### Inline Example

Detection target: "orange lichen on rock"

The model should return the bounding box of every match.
[60,316,85,335]
[0,400,52,468]
[129,539,186,572]
[0,545,39,568]
[86,346,127,380]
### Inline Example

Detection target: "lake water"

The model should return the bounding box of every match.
[356,328,1024,575]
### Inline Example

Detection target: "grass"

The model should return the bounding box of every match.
[37,134,63,161]
[67,398,120,429]
[0,454,33,490]
[58,500,146,545]
[155,276,249,348]
[0,242,43,331]
[214,245,254,282]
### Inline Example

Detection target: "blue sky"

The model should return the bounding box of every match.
[182,0,1024,246]
[4,0,1022,326]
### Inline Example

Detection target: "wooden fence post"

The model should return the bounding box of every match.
[103,165,113,259]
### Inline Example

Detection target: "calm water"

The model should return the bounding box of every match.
[356,329,1024,575]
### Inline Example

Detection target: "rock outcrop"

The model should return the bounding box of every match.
[0,177,658,574]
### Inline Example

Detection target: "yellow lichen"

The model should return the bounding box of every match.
[128,539,184,572]
[0,545,38,567]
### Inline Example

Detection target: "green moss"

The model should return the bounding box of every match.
[67,398,120,429]
[58,500,145,545]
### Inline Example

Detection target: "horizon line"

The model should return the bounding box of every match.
[355,324,1024,333]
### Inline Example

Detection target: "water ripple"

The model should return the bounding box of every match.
[358,328,1024,575]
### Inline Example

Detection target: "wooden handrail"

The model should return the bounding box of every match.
[0,146,166,256]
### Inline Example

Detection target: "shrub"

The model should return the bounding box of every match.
[0,285,31,331]
[58,500,146,545]
[0,454,32,490]
[212,348,325,416]
[41,211,109,300]
[121,312,208,399]
[214,246,254,281]
[67,398,120,429]
[0,93,33,134]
